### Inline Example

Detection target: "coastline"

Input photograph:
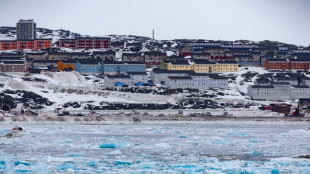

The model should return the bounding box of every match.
[1,115,310,125]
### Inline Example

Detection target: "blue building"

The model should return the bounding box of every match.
[102,61,145,75]
[75,59,103,74]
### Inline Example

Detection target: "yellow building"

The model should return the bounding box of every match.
[192,59,216,73]
[167,59,238,73]
[167,60,193,71]
[214,61,239,72]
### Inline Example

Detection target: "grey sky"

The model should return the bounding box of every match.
[0,0,309,46]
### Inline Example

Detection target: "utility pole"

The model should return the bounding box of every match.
[152,29,155,40]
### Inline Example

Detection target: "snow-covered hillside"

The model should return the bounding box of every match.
[0,67,290,117]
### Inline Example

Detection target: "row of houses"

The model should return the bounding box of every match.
[104,68,229,89]
[29,60,146,74]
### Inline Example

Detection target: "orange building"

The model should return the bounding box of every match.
[57,60,78,71]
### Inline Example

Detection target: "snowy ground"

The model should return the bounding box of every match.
[0,122,309,173]
[0,67,295,113]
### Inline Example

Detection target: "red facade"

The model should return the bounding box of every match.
[265,59,310,70]
[0,39,52,51]
[59,37,111,49]
[0,41,17,50]
[33,40,52,50]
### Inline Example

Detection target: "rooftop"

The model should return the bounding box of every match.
[270,81,291,85]
[32,60,59,63]
[0,61,25,65]
[106,75,131,79]
[251,85,275,89]
[152,68,194,74]
[77,59,102,65]
[167,76,192,80]
[93,50,115,55]
[127,72,147,75]
[292,85,309,88]
[217,61,238,64]
[169,60,190,65]
[122,53,142,56]
[193,59,215,64]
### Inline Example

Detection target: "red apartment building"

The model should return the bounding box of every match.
[58,37,111,49]
[265,58,310,70]
[0,39,52,51]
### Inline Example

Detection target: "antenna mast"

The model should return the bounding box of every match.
[152,29,155,40]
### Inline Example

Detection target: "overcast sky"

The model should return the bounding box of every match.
[0,0,309,46]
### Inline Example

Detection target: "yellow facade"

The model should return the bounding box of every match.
[167,62,193,71]
[213,63,238,72]
[167,61,238,73]
[193,63,216,73]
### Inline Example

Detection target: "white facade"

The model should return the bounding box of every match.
[248,83,310,101]
[150,69,191,84]
[104,75,132,87]
[104,73,148,87]
[165,74,228,89]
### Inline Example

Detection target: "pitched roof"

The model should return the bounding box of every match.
[144,52,166,56]
[255,79,270,84]
[193,59,215,64]
[0,61,25,65]
[250,85,275,89]
[169,60,190,65]
[276,77,298,81]
[71,52,91,56]
[267,58,287,62]
[93,50,115,55]
[127,72,147,75]
[152,68,194,74]
[292,85,309,88]
[217,61,238,64]
[26,52,47,55]
[168,76,192,80]
[299,98,310,106]
[106,75,131,78]
[208,74,228,79]
[122,53,142,57]
[77,59,103,65]
[270,81,291,85]
[0,57,25,60]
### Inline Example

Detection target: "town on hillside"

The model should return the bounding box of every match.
[1,19,310,117]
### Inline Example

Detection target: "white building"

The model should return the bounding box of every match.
[248,82,310,101]
[165,73,228,89]
[150,68,194,85]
